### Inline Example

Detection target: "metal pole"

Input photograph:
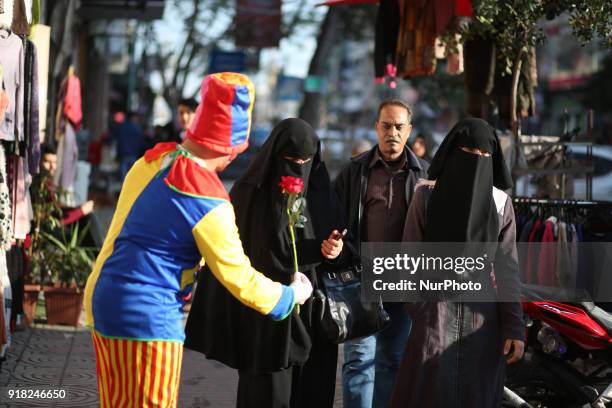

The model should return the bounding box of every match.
[126,21,138,112]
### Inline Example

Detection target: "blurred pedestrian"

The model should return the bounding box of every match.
[335,99,429,408]
[176,97,198,142]
[351,138,372,157]
[30,144,101,248]
[111,111,145,182]
[410,133,429,161]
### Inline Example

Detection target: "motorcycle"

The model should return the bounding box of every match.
[504,286,612,408]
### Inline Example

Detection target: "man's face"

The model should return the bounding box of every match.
[41,153,57,176]
[375,105,412,161]
[177,105,196,131]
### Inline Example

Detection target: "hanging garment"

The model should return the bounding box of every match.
[537,217,557,287]
[25,40,40,176]
[374,0,400,81]
[0,286,6,347]
[0,248,11,358]
[73,161,90,206]
[555,220,573,288]
[10,156,29,240]
[0,144,12,250]
[568,223,578,287]
[11,0,28,35]
[0,30,24,142]
[517,215,534,281]
[463,35,496,117]
[434,0,453,36]
[446,39,464,75]
[525,218,542,284]
[0,86,8,124]
[23,0,32,24]
[396,0,437,78]
[575,224,588,292]
[63,73,82,130]
[58,123,77,206]
[29,0,41,28]
[6,244,24,318]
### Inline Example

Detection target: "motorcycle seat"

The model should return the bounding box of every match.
[578,301,612,334]
[589,304,612,335]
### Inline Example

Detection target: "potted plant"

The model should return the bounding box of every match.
[41,222,96,326]
[24,173,62,325]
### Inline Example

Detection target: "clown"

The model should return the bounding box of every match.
[83,73,313,407]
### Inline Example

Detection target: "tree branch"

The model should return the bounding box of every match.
[171,0,200,89]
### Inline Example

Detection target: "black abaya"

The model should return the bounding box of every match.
[185,118,349,407]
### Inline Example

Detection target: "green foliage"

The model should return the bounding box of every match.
[28,173,96,288]
[41,222,96,289]
[27,174,61,284]
[447,0,611,76]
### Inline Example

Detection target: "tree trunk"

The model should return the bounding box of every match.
[298,8,342,128]
[510,51,524,138]
[509,50,524,187]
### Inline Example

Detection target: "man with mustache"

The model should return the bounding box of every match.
[334,99,429,408]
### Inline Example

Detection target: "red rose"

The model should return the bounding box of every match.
[279,176,304,194]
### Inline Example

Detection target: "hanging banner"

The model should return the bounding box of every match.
[235,0,281,48]
[208,49,247,74]
[276,75,304,101]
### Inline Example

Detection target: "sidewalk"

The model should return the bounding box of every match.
[0,323,344,407]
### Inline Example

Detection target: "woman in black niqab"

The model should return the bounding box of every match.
[391,118,524,408]
[185,118,350,408]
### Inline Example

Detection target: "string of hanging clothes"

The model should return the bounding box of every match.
[0,0,47,364]
[514,197,612,303]
[374,0,472,87]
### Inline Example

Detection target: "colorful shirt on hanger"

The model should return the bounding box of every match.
[0,31,24,143]
[63,73,82,129]
[0,88,8,124]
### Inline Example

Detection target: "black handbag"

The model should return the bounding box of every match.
[313,264,391,344]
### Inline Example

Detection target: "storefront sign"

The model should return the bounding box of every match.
[235,0,281,48]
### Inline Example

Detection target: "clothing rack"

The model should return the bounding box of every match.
[513,197,602,207]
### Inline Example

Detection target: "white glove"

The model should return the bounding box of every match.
[290,272,313,305]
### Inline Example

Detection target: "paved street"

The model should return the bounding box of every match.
[0,322,344,407]
[0,201,344,407]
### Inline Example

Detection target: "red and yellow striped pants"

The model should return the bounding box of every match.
[92,330,183,408]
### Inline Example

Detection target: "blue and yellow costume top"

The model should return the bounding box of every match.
[84,142,295,343]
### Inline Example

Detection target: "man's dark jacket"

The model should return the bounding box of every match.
[334,146,429,247]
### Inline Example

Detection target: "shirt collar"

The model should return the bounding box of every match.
[368,147,408,170]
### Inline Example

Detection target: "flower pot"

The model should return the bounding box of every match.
[43,286,84,326]
[23,284,41,326]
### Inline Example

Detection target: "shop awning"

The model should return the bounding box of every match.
[78,0,166,21]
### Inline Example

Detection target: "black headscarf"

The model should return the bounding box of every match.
[425,118,512,259]
[231,118,322,279]
[185,118,349,372]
